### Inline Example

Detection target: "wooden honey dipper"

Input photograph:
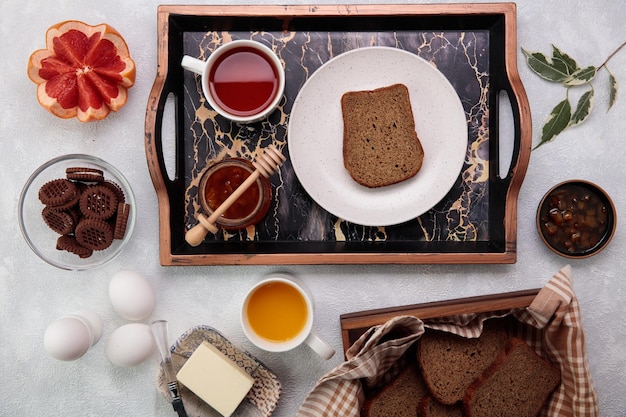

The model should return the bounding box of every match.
[185,145,286,246]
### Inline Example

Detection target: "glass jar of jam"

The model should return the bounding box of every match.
[199,158,272,230]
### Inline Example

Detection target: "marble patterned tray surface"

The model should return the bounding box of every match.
[183,30,489,242]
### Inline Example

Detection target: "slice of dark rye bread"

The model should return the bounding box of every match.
[341,83,425,188]
[463,337,561,417]
[417,322,508,405]
[361,362,428,417]
[418,395,463,417]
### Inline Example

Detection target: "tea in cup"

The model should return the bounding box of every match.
[181,40,285,123]
[241,273,335,359]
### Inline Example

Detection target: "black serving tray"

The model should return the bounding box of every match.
[145,3,531,265]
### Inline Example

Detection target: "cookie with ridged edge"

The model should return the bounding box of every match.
[56,235,93,258]
[47,190,80,211]
[75,218,114,250]
[102,180,125,204]
[38,178,78,206]
[113,203,130,239]
[66,167,104,182]
[79,184,119,220]
[42,207,78,235]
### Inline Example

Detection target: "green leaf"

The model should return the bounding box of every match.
[551,44,579,75]
[522,48,570,82]
[570,89,594,127]
[608,68,618,111]
[536,99,572,149]
[564,66,597,86]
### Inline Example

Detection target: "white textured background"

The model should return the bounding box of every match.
[1,0,625,416]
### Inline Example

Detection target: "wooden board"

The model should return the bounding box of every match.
[145,3,531,265]
[340,288,540,353]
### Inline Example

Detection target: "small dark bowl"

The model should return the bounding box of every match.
[536,180,616,258]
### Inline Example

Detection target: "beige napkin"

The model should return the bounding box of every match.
[296,265,598,417]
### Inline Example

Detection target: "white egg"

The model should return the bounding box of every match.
[44,312,102,361]
[106,323,155,367]
[109,269,155,321]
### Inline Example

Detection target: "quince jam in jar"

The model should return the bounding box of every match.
[537,181,615,257]
[199,158,272,230]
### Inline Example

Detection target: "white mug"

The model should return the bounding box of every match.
[241,273,335,360]
[181,39,285,123]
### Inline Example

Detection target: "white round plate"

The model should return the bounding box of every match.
[288,47,468,226]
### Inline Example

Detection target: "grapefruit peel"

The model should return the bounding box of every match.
[27,20,136,122]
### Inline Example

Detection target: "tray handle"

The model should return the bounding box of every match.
[495,3,532,185]
[496,79,531,185]
[146,73,178,184]
[492,6,532,253]
[145,57,181,263]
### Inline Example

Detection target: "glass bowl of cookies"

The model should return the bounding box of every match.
[18,154,136,270]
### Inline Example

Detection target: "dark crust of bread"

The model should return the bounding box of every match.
[361,362,428,417]
[417,395,464,417]
[342,83,424,188]
[462,337,561,417]
[417,323,508,405]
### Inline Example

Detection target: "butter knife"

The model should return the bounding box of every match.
[151,320,188,417]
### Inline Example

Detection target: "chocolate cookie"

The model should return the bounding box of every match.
[56,235,93,259]
[79,185,119,220]
[66,167,105,182]
[42,207,78,235]
[38,179,78,207]
[113,203,131,239]
[75,218,114,251]
[48,191,80,211]
[102,180,126,204]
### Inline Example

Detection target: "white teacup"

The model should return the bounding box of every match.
[181,40,285,123]
[241,273,335,360]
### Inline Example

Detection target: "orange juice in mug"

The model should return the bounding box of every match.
[241,273,335,359]
[246,280,308,343]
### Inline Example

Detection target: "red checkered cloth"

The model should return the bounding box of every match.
[296,265,598,417]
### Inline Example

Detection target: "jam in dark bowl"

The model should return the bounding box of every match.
[536,180,616,258]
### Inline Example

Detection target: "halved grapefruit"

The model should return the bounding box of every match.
[27,20,136,122]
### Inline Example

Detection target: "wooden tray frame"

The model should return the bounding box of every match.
[145,3,532,266]
[340,288,540,353]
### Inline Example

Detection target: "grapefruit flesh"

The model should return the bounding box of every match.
[28,21,136,122]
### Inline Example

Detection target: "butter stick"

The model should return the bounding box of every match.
[176,341,254,417]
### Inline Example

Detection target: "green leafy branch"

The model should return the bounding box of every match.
[522,41,625,150]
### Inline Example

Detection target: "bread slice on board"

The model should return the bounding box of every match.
[463,337,561,417]
[361,362,428,417]
[417,322,508,405]
[341,83,424,188]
